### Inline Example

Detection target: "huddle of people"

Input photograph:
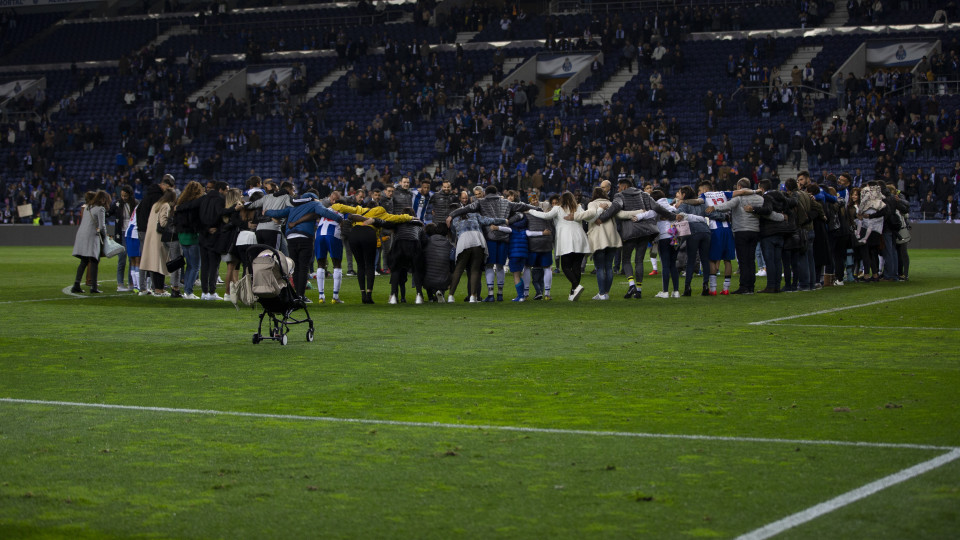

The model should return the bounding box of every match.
[72,168,912,303]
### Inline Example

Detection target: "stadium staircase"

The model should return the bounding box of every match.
[583,65,632,106]
[304,68,350,102]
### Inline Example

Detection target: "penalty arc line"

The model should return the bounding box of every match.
[749,286,960,326]
[0,398,957,452]
[736,448,960,540]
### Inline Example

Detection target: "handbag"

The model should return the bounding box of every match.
[101,235,125,258]
[675,220,691,237]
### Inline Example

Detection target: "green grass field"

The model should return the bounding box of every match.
[1,247,958,539]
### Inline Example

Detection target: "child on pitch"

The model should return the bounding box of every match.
[124,203,143,292]
[505,214,550,302]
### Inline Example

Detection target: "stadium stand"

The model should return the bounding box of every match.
[1,0,959,226]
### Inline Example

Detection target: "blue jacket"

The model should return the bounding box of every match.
[508,216,530,260]
[266,200,343,238]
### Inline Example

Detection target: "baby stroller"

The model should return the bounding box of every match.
[241,244,314,345]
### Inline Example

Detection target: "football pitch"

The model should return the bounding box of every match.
[1,247,958,538]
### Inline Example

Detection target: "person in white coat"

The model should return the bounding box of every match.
[526,191,597,301]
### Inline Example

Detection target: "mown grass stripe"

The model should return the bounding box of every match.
[1,398,956,452]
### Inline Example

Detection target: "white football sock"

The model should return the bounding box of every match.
[650,257,659,271]
[723,275,731,292]
[709,274,717,292]
[485,266,495,294]
[317,268,325,296]
[522,267,531,296]
[496,266,505,293]
[333,268,342,298]
[544,268,553,295]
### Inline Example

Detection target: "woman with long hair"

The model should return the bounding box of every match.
[174,181,205,299]
[140,190,177,297]
[584,186,645,300]
[526,191,595,301]
[218,188,245,302]
[110,185,135,291]
[71,190,110,294]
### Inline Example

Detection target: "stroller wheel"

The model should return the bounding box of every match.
[252,334,260,345]
[280,333,288,346]
[306,328,314,342]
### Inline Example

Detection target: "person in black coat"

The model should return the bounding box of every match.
[197,181,228,299]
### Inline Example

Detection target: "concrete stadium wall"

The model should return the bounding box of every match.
[3,223,960,249]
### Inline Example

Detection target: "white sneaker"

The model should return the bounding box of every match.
[415,293,423,305]
[154,291,171,298]
[217,277,224,284]
[592,293,603,300]
[599,294,609,300]
[756,269,767,277]
[117,285,130,292]
[569,285,584,301]
[655,291,670,298]
[182,293,199,300]
[138,290,152,296]
[388,294,398,305]
[223,294,233,302]
[468,296,478,303]
[671,291,680,298]
[447,294,455,303]
[210,293,223,300]
[436,291,446,303]
[194,279,201,288]
[834,280,845,287]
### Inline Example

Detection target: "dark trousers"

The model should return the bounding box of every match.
[349,227,378,292]
[74,256,98,285]
[288,236,314,298]
[255,229,281,251]
[832,233,849,280]
[658,239,679,291]
[760,234,784,291]
[734,230,759,291]
[389,240,423,298]
[593,247,617,295]
[683,231,710,292]
[621,236,652,283]
[199,244,220,294]
[897,242,909,278]
[151,271,166,291]
[450,246,484,298]
[560,252,585,292]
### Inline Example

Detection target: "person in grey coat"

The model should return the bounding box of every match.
[706,178,767,294]
[71,190,110,294]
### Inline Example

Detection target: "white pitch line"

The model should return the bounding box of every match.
[764,323,960,332]
[749,286,960,326]
[0,292,127,304]
[736,448,960,540]
[0,398,956,452]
